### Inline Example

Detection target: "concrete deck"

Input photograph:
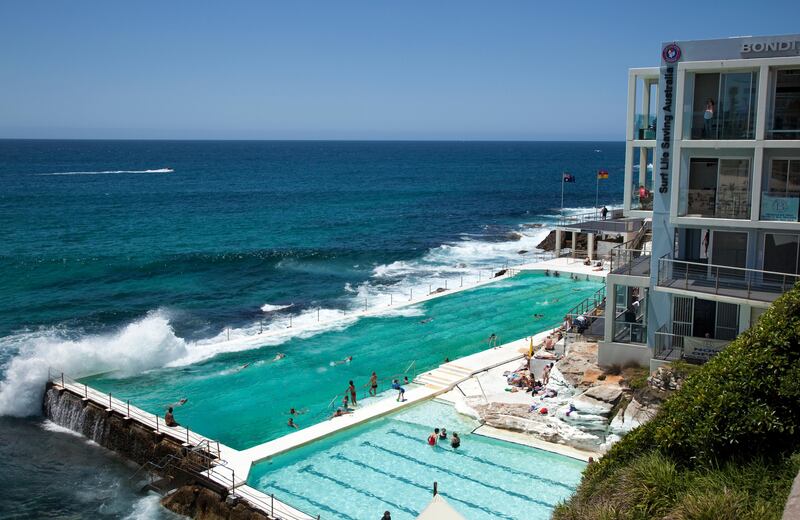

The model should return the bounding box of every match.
[518,256,609,281]
[473,425,601,462]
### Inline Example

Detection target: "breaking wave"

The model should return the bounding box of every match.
[36,168,174,176]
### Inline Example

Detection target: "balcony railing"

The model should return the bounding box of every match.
[610,246,651,277]
[654,330,730,363]
[657,255,800,303]
[558,208,624,227]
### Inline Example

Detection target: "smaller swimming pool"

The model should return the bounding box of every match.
[248,401,584,520]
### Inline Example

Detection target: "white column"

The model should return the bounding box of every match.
[604,282,616,342]
[555,229,562,256]
[588,233,595,261]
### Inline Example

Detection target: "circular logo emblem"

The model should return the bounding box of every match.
[662,43,682,63]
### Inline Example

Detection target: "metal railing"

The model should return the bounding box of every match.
[653,329,730,363]
[610,244,651,276]
[563,285,606,346]
[657,255,800,303]
[48,369,220,454]
[558,208,624,227]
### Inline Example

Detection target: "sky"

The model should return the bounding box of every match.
[1,0,798,141]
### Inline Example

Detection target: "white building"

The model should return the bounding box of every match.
[600,34,800,371]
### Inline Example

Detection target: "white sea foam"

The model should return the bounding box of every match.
[41,419,84,437]
[123,494,176,520]
[36,168,174,176]
[0,310,188,417]
[260,303,293,312]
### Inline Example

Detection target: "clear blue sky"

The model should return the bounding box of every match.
[1,1,798,140]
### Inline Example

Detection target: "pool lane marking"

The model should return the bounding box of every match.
[386,429,576,491]
[298,464,419,517]
[262,480,358,520]
[334,451,545,517]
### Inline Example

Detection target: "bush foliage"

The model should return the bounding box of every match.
[554,283,800,519]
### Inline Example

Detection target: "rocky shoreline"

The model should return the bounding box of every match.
[452,342,679,455]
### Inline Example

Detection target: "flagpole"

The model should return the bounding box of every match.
[595,171,599,213]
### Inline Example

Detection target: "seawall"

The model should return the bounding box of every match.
[42,384,280,520]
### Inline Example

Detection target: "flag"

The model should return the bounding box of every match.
[597,169,609,180]
[562,173,575,183]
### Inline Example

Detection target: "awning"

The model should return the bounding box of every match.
[416,495,466,520]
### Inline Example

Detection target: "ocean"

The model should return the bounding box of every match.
[0,140,623,517]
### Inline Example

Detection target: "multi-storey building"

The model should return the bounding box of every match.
[600,34,800,371]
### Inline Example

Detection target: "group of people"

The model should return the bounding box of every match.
[427,427,460,449]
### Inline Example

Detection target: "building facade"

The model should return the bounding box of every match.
[601,34,800,370]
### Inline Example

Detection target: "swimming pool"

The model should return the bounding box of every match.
[249,401,585,520]
[83,272,601,449]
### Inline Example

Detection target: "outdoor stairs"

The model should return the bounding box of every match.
[414,363,474,390]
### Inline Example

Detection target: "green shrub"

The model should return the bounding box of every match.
[555,284,800,519]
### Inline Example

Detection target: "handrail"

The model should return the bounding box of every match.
[657,254,800,302]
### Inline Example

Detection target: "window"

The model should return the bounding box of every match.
[680,158,751,219]
[689,72,757,140]
[760,159,800,221]
[770,69,800,139]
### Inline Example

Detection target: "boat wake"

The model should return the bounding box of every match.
[36,168,174,176]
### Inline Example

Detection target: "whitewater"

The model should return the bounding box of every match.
[0,212,582,418]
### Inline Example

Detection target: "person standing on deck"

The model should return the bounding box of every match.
[391,379,406,402]
[348,380,357,406]
[601,206,608,220]
[369,372,378,396]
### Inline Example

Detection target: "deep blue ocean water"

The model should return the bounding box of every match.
[0,140,623,517]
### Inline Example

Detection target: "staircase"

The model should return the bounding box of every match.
[414,363,473,389]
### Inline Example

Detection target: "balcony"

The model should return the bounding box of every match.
[656,256,800,303]
[654,330,730,363]
[610,246,651,277]
[557,209,642,234]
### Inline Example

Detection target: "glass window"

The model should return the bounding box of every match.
[689,71,757,140]
[630,146,653,211]
[681,158,751,218]
[760,159,800,221]
[770,69,800,140]
[763,233,800,275]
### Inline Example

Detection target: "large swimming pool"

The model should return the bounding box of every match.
[83,272,601,449]
[249,401,585,520]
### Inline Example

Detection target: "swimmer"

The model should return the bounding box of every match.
[287,417,298,429]
[329,356,353,366]
[329,408,352,420]
[168,398,188,408]
[419,317,433,324]
[238,362,251,371]
[533,313,544,320]
[273,353,286,361]
[288,407,308,416]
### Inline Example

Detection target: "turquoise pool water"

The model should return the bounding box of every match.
[84,273,601,449]
[249,401,585,520]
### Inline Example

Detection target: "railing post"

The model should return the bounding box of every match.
[84,383,88,398]
[127,400,130,418]
[155,413,159,433]
[271,493,274,517]
[108,393,112,410]
[684,262,689,290]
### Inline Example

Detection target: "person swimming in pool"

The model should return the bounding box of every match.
[533,313,544,319]
[288,407,308,416]
[287,417,298,429]
[273,353,285,361]
[168,398,188,408]
[329,408,352,420]
[330,356,353,366]
[419,317,433,324]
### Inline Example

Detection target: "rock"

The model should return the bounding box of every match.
[536,230,588,252]
[609,397,658,436]
[474,402,601,451]
[556,342,600,388]
[648,366,683,391]
[583,384,623,404]
[505,232,523,241]
[570,394,614,417]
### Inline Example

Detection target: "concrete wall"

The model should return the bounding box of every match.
[598,341,652,368]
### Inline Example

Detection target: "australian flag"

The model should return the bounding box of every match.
[562,173,576,183]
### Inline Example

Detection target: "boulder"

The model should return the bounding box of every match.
[582,384,623,404]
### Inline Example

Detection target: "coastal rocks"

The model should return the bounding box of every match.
[648,365,685,392]
[570,385,623,417]
[608,397,657,435]
[162,486,269,520]
[535,230,588,252]
[473,401,601,452]
[556,342,601,388]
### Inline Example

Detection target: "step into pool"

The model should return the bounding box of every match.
[249,400,585,520]
[83,272,602,449]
